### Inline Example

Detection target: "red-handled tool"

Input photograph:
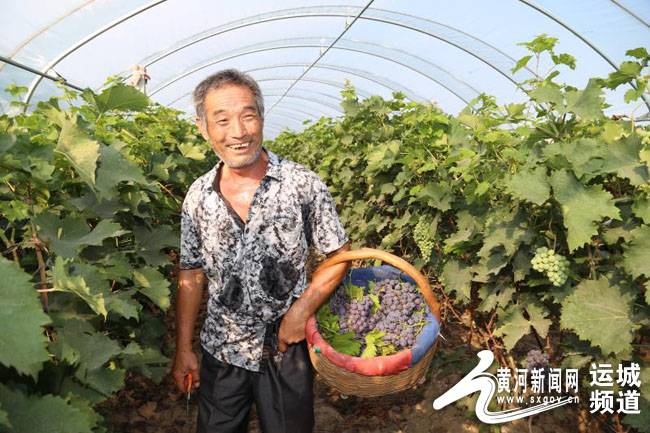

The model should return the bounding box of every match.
[185,373,193,416]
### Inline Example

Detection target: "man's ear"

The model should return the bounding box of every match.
[195,116,210,141]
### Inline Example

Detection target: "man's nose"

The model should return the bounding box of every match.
[230,117,246,138]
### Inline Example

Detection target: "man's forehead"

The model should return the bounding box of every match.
[205,85,256,106]
[204,86,259,117]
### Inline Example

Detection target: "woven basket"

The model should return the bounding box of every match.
[306,248,442,397]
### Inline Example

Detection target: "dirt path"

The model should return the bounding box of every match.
[103,346,576,433]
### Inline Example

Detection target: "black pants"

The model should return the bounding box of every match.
[196,328,314,433]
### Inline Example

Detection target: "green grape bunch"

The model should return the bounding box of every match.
[414,216,435,261]
[637,128,650,146]
[531,247,570,287]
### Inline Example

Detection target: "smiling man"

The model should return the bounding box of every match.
[171,69,350,433]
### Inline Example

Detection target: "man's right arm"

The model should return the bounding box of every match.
[171,268,205,392]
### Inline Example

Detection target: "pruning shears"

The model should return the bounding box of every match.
[185,373,193,416]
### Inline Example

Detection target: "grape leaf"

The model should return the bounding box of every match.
[494,308,529,352]
[75,366,125,397]
[0,258,51,378]
[550,169,620,251]
[602,218,638,244]
[622,225,650,279]
[344,283,364,301]
[441,259,473,302]
[69,193,129,219]
[512,248,532,282]
[106,289,141,320]
[35,212,128,257]
[0,200,30,221]
[529,85,564,107]
[133,224,178,267]
[494,303,550,352]
[52,258,107,317]
[95,141,148,199]
[50,319,121,371]
[133,268,171,310]
[0,405,8,428]
[477,282,515,312]
[56,116,99,187]
[526,303,551,339]
[598,135,648,186]
[361,330,385,359]
[178,142,207,160]
[120,347,169,382]
[601,121,625,143]
[632,196,650,224]
[316,303,339,335]
[368,293,381,313]
[505,165,550,205]
[411,182,453,211]
[557,138,606,180]
[478,211,534,258]
[93,84,150,114]
[560,278,634,355]
[511,55,532,74]
[558,79,604,121]
[474,247,509,279]
[329,332,361,356]
[0,384,94,433]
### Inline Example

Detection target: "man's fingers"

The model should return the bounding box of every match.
[191,368,200,389]
[278,340,288,353]
[173,372,186,392]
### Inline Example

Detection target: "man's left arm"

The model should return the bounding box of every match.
[278,242,350,352]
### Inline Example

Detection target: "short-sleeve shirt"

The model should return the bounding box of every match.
[180,148,348,371]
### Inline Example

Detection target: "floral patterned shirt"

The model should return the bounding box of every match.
[180,148,348,371]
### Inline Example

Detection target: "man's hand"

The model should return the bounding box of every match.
[171,349,200,392]
[277,242,351,352]
[172,268,205,392]
[278,299,310,352]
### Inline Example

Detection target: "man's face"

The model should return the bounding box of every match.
[196,84,264,169]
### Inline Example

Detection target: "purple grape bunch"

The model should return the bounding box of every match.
[526,349,550,372]
[372,279,425,349]
[321,277,430,355]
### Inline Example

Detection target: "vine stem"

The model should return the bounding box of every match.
[26,182,49,312]
[33,234,49,313]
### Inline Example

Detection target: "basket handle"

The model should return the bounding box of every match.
[313,247,442,323]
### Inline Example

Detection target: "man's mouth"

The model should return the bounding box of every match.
[228,142,250,150]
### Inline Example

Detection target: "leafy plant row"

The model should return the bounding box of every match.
[0,83,215,432]
[270,37,650,431]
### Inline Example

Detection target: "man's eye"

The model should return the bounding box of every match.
[216,119,228,125]
[244,115,257,121]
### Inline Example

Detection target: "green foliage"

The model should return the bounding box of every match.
[271,37,649,427]
[560,278,635,356]
[0,384,95,433]
[0,258,51,378]
[0,84,215,431]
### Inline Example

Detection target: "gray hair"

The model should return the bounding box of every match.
[192,69,265,122]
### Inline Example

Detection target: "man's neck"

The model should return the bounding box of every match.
[220,149,269,186]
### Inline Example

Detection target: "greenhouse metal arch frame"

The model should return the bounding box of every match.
[1,0,649,134]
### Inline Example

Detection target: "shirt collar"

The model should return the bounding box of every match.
[207,146,282,193]
[264,147,282,181]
